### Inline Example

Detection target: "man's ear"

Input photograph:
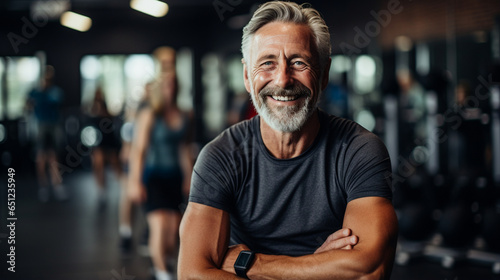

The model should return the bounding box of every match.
[321,57,332,91]
[242,59,251,93]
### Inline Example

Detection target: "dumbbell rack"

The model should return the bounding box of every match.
[467,248,500,274]
[396,236,500,274]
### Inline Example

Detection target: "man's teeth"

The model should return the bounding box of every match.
[271,95,299,101]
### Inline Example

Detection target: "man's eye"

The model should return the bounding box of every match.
[293,61,306,66]
[262,61,273,66]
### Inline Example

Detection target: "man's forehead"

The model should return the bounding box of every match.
[250,22,315,58]
[254,33,307,47]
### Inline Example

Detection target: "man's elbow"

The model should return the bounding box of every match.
[177,249,209,280]
[177,265,206,280]
[177,270,197,280]
[357,265,392,280]
[178,248,222,280]
[178,265,224,280]
[359,226,398,278]
[353,250,395,280]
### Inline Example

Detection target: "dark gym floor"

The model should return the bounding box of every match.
[0,170,498,280]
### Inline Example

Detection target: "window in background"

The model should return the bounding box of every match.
[124,54,156,111]
[226,55,246,95]
[6,56,41,120]
[176,48,194,111]
[81,55,128,116]
[353,55,379,95]
[202,53,226,138]
[80,49,194,116]
[330,55,352,84]
[225,55,255,125]
[0,58,4,120]
[80,55,102,107]
[351,55,383,132]
[355,109,376,132]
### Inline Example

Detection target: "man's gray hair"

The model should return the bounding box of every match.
[241,1,331,68]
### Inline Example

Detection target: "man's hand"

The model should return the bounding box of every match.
[222,244,250,274]
[314,228,358,254]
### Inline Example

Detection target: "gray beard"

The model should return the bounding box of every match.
[250,85,317,133]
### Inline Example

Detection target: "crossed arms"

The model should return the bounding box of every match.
[178,196,398,280]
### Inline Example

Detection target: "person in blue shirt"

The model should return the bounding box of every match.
[27,65,67,202]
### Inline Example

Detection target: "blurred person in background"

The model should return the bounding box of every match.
[397,69,427,155]
[87,87,123,207]
[321,72,349,118]
[450,80,488,176]
[26,65,67,202]
[128,47,194,280]
[118,81,157,254]
[87,86,138,254]
[117,112,136,254]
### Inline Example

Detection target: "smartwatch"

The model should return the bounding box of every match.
[234,250,255,279]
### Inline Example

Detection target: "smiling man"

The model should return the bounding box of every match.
[178,1,397,279]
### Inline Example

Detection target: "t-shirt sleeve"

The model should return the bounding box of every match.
[189,139,235,213]
[343,130,393,203]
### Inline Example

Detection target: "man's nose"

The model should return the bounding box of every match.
[274,63,294,89]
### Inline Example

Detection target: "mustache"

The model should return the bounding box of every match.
[259,84,311,98]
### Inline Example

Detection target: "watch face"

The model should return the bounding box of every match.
[235,252,251,267]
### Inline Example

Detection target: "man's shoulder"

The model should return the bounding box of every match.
[321,111,373,138]
[320,111,386,151]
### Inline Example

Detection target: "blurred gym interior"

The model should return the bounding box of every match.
[1,0,500,279]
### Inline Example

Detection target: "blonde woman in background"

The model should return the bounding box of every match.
[128,47,194,280]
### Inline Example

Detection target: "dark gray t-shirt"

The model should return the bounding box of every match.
[189,110,392,256]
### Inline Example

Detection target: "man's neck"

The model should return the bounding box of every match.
[260,110,320,159]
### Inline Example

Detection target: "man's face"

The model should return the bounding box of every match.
[244,22,326,132]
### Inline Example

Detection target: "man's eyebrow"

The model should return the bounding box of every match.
[288,53,312,61]
[255,54,278,63]
[255,53,313,64]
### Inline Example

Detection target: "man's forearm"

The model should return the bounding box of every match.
[248,248,390,280]
[232,198,397,280]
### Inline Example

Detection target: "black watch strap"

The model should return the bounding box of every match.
[235,266,248,279]
[234,250,255,279]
